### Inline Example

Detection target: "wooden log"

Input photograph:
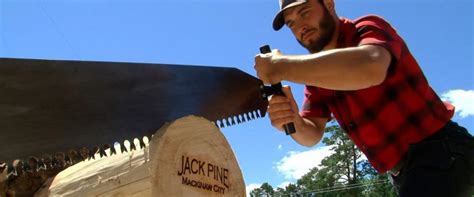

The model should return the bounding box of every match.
[35,115,245,196]
[0,163,8,197]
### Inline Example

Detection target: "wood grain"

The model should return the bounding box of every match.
[35,115,245,197]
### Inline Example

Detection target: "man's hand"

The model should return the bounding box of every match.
[254,49,285,85]
[267,86,303,132]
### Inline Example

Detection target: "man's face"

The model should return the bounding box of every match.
[283,0,336,53]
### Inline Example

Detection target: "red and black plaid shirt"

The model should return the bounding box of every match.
[300,15,454,173]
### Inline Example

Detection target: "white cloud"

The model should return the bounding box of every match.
[358,152,368,162]
[246,183,261,196]
[277,181,292,189]
[277,144,283,150]
[442,89,474,118]
[275,146,334,180]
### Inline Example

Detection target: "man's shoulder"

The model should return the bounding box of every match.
[353,14,392,28]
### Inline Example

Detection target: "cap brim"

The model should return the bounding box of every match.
[272,1,307,31]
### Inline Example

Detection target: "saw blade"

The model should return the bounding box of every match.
[0,58,268,165]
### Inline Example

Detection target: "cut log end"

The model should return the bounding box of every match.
[35,115,245,197]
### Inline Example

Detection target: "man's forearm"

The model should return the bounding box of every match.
[277,45,391,90]
[291,118,325,147]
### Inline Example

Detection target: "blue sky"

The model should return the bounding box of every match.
[1,0,473,193]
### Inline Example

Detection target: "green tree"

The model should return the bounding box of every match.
[284,183,298,197]
[260,182,275,196]
[296,167,319,192]
[360,161,397,197]
[295,123,396,196]
[250,123,397,196]
[318,124,365,196]
[250,182,275,197]
[274,187,286,197]
[250,187,264,197]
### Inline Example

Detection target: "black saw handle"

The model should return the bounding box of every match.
[259,45,296,135]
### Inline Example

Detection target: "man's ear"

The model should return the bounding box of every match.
[323,0,336,13]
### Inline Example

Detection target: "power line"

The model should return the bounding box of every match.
[312,180,390,194]
[255,180,392,197]
[306,180,389,193]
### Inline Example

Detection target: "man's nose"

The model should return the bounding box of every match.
[299,25,308,37]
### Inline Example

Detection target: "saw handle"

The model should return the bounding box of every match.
[259,45,296,135]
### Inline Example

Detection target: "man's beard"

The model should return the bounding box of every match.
[297,5,336,53]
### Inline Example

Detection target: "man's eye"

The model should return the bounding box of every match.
[301,11,309,18]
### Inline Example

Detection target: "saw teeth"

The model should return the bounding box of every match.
[12,159,24,176]
[3,135,149,175]
[89,147,99,160]
[220,121,225,128]
[110,144,117,155]
[235,116,239,124]
[27,156,38,173]
[79,147,89,161]
[103,144,113,156]
[134,138,143,149]
[222,119,227,128]
[124,140,131,152]
[218,120,225,128]
[144,136,151,146]
[0,162,7,173]
[139,138,146,149]
[68,150,79,164]
[213,109,267,129]
[53,152,66,168]
[42,155,53,170]
[120,142,127,153]
[99,146,107,158]
[130,140,137,151]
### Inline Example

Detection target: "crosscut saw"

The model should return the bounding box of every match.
[0,57,290,169]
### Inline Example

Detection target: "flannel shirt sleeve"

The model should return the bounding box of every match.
[355,15,404,63]
[300,86,331,121]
